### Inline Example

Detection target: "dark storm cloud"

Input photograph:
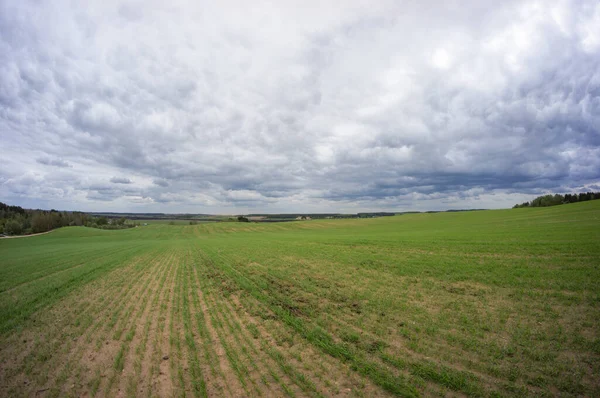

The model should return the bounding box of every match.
[1,0,599,212]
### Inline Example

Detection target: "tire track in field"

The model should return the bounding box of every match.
[0,244,90,274]
[197,246,398,397]
[197,248,323,396]
[138,250,177,396]
[1,263,87,296]
[193,262,266,396]
[113,250,175,397]
[233,261,407,396]
[0,244,139,294]
[101,251,173,397]
[0,238,140,290]
[0,242,126,290]
[194,249,300,396]
[1,252,150,371]
[230,292,385,397]
[329,315,498,396]
[224,264,416,391]
[151,249,178,398]
[225,295,325,396]
[51,250,169,397]
[169,252,194,397]
[0,250,158,397]
[0,243,150,335]
[191,250,310,397]
[186,252,234,396]
[249,264,489,397]
[178,255,207,397]
[231,254,485,397]
[52,250,169,397]
[209,290,304,397]
[189,259,248,397]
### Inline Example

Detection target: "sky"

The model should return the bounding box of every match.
[1,0,599,214]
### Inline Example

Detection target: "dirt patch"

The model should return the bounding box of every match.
[191,264,245,396]
[112,253,173,397]
[69,265,159,396]
[139,252,177,397]
[152,255,177,398]
[0,253,154,397]
[0,230,55,239]
[229,293,389,397]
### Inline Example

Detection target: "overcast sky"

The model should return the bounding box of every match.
[1,1,599,213]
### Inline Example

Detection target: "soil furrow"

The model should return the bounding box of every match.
[192,254,289,397]
[169,253,192,397]
[113,250,175,397]
[180,256,207,397]
[139,250,178,397]
[85,251,171,397]
[0,251,157,396]
[189,259,246,397]
[150,248,178,397]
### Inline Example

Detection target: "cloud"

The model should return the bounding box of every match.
[110,177,133,184]
[36,157,72,168]
[1,0,599,213]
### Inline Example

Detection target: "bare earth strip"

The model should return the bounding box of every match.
[170,253,194,397]
[186,255,234,396]
[106,253,172,396]
[111,251,175,397]
[153,252,177,398]
[138,250,177,397]
[56,250,170,397]
[179,256,207,397]
[190,261,246,396]
[232,291,390,397]
[0,250,158,396]
[0,230,55,239]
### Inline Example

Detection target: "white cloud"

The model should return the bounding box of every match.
[110,177,133,184]
[0,0,598,213]
[432,49,452,69]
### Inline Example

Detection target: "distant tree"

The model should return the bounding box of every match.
[97,216,108,226]
[237,216,249,222]
[564,194,573,203]
[4,219,23,235]
[31,213,51,233]
[513,192,600,209]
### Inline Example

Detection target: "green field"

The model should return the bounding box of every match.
[0,202,599,397]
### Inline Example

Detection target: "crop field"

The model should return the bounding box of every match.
[0,201,599,397]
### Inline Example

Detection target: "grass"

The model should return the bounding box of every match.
[0,201,599,396]
[139,219,225,225]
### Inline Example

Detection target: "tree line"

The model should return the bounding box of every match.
[513,192,600,208]
[0,202,135,236]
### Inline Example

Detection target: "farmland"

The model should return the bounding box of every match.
[0,201,599,397]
